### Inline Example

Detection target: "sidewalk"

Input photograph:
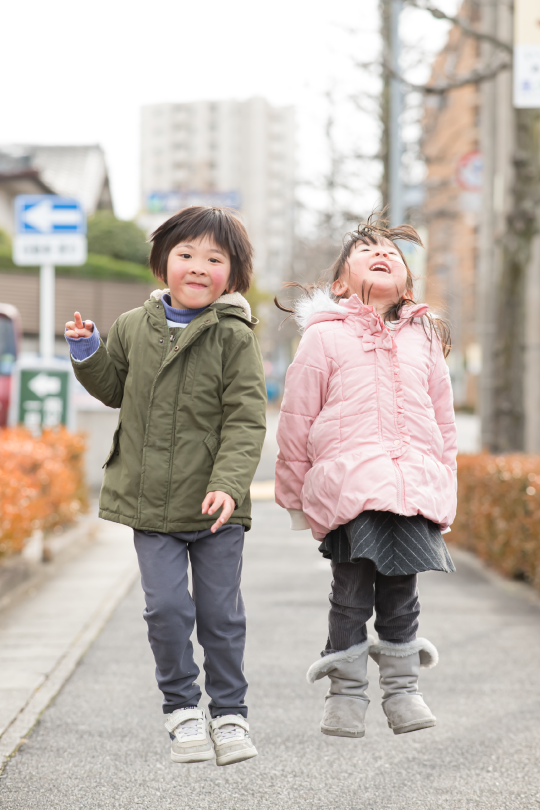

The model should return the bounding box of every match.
[0,512,138,769]
[1,499,540,809]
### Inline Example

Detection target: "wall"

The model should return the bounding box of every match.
[422,0,481,410]
[0,272,156,336]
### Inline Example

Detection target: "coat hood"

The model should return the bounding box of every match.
[291,287,429,333]
[150,288,252,323]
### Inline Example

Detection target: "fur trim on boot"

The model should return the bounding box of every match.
[369,637,438,668]
[306,637,374,684]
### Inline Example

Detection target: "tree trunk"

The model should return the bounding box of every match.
[491,108,540,452]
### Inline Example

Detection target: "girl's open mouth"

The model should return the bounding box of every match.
[370,262,391,274]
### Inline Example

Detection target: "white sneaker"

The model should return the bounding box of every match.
[209,715,258,766]
[164,708,214,763]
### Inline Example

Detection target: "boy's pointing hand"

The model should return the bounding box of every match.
[65,311,94,339]
[202,491,236,533]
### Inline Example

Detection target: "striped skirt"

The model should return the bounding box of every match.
[318,510,455,576]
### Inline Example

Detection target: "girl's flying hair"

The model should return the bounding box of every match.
[276,211,451,357]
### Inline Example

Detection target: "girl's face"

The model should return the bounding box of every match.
[166,235,231,309]
[331,238,409,307]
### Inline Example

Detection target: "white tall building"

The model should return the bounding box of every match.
[140,98,295,292]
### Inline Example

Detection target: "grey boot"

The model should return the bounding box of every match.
[370,638,438,735]
[306,637,373,738]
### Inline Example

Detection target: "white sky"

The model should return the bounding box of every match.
[1,0,458,220]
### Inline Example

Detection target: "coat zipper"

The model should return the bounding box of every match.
[393,458,406,514]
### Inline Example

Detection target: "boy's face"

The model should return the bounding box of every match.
[167,236,231,309]
[332,237,409,303]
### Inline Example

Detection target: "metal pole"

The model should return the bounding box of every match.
[389,0,403,227]
[39,264,55,361]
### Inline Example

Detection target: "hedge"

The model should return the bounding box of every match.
[0,246,154,284]
[451,454,540,590]
[0,427,89,557]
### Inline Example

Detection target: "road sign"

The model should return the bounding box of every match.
[13,195,87,266]
[9,357,74,433]
[456,151,483,192]
[146,190,241,213]
[514,0,540,108]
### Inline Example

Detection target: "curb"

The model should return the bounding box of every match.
[0,555,139,772]
[0,511,100,615]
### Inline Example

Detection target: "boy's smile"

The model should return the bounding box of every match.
[166,236,232,309]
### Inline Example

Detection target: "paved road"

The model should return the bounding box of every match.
[1,500,540,810]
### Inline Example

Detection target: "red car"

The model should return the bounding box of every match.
[0,304,22,427]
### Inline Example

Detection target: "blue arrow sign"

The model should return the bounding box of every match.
[14,195,86,235]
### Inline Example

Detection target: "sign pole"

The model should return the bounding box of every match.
[39,263,55,361]
[11,194,86,431]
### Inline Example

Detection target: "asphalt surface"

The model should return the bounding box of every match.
[2,499,540,810]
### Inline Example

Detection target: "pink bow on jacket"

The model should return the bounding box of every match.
[355,313,393,352]
[361,331,394,352]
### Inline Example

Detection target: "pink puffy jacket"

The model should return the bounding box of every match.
[275,290,457,540]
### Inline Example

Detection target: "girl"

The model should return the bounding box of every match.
[275,216,457,738]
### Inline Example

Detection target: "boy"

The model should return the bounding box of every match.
[65,206,267,766]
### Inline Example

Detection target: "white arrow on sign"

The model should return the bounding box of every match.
[28,373,62,398]
[23,199,83,233]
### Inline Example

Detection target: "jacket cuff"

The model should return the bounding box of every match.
[206,483,241,510]
[288,509,310,531]
[66,324,100,362]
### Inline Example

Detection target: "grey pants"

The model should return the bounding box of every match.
[325,558,420,654]
[133,524,247,718]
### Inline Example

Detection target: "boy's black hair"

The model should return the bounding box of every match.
[149,206,253,294]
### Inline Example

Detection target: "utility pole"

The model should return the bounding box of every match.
[379,0,392,210]
[389,0,403,227]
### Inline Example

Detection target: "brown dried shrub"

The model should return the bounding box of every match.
[451,454,540,591]
[0,426,89,557]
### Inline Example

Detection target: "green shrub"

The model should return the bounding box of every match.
[87,211,150,265]
[0,246,154,284]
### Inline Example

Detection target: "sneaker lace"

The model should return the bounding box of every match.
[176,717,204,740]
[214,722,246,743]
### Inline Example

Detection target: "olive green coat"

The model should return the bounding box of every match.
[72,292,267,532]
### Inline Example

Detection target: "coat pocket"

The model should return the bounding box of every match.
[203,429,220,461]
[102,421,122,468]
[183,345,199,394]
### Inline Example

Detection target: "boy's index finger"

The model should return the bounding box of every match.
[74,311,83,328]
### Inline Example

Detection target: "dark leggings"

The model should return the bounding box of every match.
[325,557,420,654]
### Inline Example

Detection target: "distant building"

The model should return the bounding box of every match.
[0,151,54,235]
[0,145,113,236]
[422,0,481,410]
[139,98,295,292]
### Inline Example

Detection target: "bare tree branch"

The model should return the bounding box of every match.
[387,51,511,94]
[403,0,512,53]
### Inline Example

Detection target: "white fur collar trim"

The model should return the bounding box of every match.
[306,637,374,683]
[150,288,251,321]
[369,637,439,669]
[292,286,347,332]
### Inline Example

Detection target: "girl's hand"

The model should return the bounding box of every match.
[65,311,94,339]
[202,491,236,533]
